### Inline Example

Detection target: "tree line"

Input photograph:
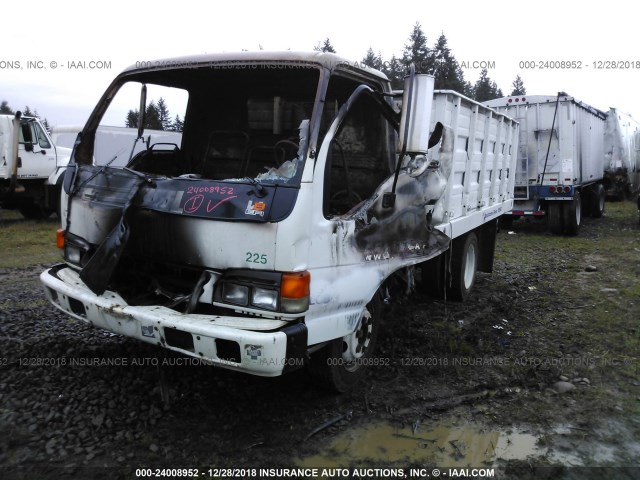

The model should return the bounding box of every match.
[315,23,527,101]
[4,25,527,132]
[124,98,183,132]
[129,25,527,132]
[0,100,52,132]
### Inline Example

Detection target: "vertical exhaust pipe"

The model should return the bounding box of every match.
[8,111,22,194]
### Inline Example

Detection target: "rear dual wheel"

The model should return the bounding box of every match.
[562,193,581,236]
[448,232,479,301]
[547,193,582,236]
[590,184,605,218]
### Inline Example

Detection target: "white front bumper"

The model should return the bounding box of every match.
[40,265,307,377]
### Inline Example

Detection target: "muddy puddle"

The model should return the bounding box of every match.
[298,418,546,468]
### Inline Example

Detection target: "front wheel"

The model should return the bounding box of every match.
[310,294,381,392]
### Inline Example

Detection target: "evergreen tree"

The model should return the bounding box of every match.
[510,75,527,96]
[362,47,383,71]
[472,69,503,102]
[0,100,14,114]
[124,99,170,130]
[171,114,184,132]
[144,101,162,130]
[381,55,404,90]
[314,38,336,53]
[125,110,139,128]
[402,22,432,74]
[23,106,34,116]
[430,33,466,93]
[156,97,171,131]
[463,81,474,98]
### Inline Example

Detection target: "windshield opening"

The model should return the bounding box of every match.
[78,64,321,187]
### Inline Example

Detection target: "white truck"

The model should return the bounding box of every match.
[0,113,72,218]
[603,108,640,200]
[483,94,607,235]
[41,52,518,391]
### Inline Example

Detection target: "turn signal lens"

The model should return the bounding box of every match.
[281,271,310,314]
[56,229,65,249]
[281,271,310,298]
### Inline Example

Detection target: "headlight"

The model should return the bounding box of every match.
[221,283,249,306]
[214,270,310,315]
[251,287,278,311]
[62,232,91,267]
[64,245,82,265]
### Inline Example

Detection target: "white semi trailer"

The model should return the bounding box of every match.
[41,52,518,391]
[484,94,607,235]
[603,108,640,200]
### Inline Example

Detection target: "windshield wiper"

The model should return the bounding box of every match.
[245,177,267,197]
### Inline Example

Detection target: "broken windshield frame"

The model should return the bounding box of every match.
[72,62,327,188]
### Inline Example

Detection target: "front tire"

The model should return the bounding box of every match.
[420,254,446,299]
[310,294,382,392]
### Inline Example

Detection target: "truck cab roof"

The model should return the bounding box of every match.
[122,51,389,82]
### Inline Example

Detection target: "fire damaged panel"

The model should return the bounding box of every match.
[352,158,450,262]
[70,167,299,224]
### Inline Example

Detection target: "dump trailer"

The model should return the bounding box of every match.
[0,114,72,218]
[603,108,640,200]
[41,52,518,392]
[484,94,606,235]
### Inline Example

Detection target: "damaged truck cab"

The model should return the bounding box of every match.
[41,52,518,391]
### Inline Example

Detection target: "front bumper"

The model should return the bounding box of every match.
[40,265,307,377]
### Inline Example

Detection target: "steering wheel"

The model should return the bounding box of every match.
[330,189,363,214]
[273,140,299,166]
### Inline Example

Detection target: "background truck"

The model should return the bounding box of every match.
[51,125,183,168]
[483,94,607,235]
[603,108,640,200]
[0,113,72,218]
[41,52,517,392]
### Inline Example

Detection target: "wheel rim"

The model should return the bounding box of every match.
[342,309,373,372]
[463,242,477,289]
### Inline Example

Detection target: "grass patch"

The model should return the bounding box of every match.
[0,210,61,268]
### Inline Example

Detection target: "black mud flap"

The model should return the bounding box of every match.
[282,323,308,374]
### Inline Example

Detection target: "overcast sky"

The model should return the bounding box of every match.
[2,0,638,127]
